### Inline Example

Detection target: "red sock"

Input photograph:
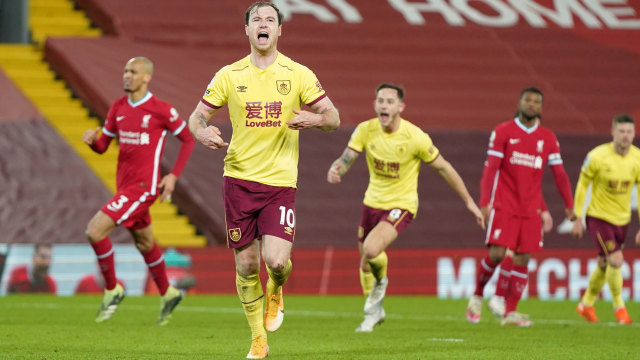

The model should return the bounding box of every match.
[505,264,528,315]
[91,237,117,290]
[474,256,498,297]
[494,256,513,298]
[142,243,169,295]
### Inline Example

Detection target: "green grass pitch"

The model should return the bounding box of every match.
[0,294,637,359]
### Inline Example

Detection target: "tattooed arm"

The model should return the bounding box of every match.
[188,101,228,150]
[327,147,360,184]
[287,97,340,132]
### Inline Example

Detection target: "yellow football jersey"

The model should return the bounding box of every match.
[574,142,640,225]
[348,118,439,215]
[202,53,326,187]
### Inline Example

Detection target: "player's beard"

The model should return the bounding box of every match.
[33,266,49,283]
[615,138,632,151]
[519,110,541,122]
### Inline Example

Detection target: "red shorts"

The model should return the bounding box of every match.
[485,209,543,253]
[223,177,297,249]
[101,186,156,230]
[357,205,414,243]
[586,216,628,257]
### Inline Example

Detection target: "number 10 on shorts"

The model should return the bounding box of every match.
[279,206,295,228]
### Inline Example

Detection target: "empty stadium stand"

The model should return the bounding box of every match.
[37,0,638,250]
[0,65,130,244]
[71,0,640,132]
[0,65,42,122]
[30,0,100,45]
[2,0,640,296]
[0,1,206,247]
[5,0,640,252]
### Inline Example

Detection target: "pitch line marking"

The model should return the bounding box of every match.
[3,301,637,327]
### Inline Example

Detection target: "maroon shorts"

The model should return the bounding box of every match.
[586,216,628,256]
[485,209,543,253]
[357,205,414,243]
[223,177,296,249]
[101,186,156,230]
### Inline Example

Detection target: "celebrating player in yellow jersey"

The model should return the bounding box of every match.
[573,114,640,325]
[327,83,484,332]
[188,2,339,358]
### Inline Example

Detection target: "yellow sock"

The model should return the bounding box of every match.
[605,265,624,308]
[266,259,292,296]
[236,272,266,340]
[582,266,606,307]
[367,251,388,281]
[359,268,375,297]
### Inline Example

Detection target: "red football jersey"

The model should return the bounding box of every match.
[102,92,187,194]
[75,274,125,294]
[480,118,564,217]
[7,266,57,293]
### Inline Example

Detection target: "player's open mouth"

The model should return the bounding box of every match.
[379,112,389,121]
[258,32,269,43]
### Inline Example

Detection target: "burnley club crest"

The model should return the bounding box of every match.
[276,80,291,95]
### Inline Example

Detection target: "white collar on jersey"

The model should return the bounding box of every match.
[128,91,153,108]
[514,116,539,134]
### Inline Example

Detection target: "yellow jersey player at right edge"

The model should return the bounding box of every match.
[188,2,339,358]
[327,83,484,332]
[572,114,640,325]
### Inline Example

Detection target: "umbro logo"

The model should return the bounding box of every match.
[116,115,125,121]
[237,85,247,92]
[509,138,520,144]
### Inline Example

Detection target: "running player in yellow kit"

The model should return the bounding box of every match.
[573,114,640,325]
[188,2,339,358]
[327,83,483,332]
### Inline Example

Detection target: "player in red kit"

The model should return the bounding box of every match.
[466,87,575,326]
[8,244,56,294]
[82,56,195,325]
